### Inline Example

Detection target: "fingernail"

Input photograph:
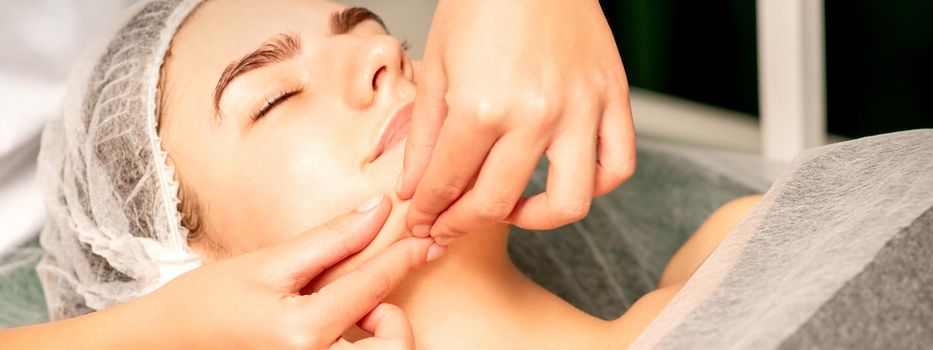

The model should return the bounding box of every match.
[412,225,431,237]
[434,236,453,246]
[426,243,447,262]
[356,194,384,212]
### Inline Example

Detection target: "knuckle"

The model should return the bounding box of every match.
[521,91,553,115]
[589,69,611,91]
[606,157,636,183]
[450,90,563,133]
[433,220,467,238]
[427,181,464,202]
[368,274,394,302]
[471,98,506,131]
[449,93,506,131]
[323,219,344,235]
[570,83,600,107]
[586,75,604,91]
[441,226,467,238]
[520,94,559,131]
[553,199,591,223]
[319,229,355,257]
[476,199,513,221]
[404,136,426,155]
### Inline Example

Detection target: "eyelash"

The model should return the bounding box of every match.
[247,37,405,121]
[252,89,302,120]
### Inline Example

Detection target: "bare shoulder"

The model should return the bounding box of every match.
[657,195,763,288]
[719,195,765,212]
[610,195,763,348]
[610,282,686,348]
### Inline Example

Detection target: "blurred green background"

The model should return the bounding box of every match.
[598,0,933,138]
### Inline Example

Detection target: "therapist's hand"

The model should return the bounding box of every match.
[398,0,636,242]
[144,196,440,349]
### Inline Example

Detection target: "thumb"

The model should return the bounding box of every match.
[328,303,414,350]
[262,194,392,292]
[398,58,448,200]
[304,237,439,343]
[356,303,414,349]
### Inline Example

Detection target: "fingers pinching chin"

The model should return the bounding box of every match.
[268,194,392,290]
[405,115,498,236]
[307,237,439,339]
[427,131,543,243]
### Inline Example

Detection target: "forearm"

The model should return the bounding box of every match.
[0,297,172,349]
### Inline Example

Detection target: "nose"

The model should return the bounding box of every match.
[343,35,409,110]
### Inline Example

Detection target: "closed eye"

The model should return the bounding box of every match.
[252,89,301,120]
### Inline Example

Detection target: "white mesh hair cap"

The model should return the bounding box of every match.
[36,0,205,320]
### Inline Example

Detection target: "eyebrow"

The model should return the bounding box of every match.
[213,7,387,112]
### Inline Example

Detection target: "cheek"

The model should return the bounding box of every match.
[228,123,380,249]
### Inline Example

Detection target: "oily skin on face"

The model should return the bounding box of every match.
[159,0,422,282]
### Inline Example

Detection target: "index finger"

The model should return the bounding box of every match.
[304,237,443,340]
[262,195,392,292]
[405,111,499,235]
[398,60,448,200]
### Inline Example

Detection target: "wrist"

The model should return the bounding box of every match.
[61,291,187,349]
[116,291,189,349]
[0,302,155,349]
[78,298,165,349]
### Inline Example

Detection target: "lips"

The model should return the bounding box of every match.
[367,102,413,162]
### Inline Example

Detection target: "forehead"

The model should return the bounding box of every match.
[162,0,367,119]
[171,0,346,71]
[180,0,346,47]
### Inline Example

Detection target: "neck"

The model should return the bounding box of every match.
[385,224,617,349]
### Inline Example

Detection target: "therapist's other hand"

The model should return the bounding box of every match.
[145,195,439,349]
[398,0,636,241]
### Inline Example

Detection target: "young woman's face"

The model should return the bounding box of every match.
[159,0,416,264]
